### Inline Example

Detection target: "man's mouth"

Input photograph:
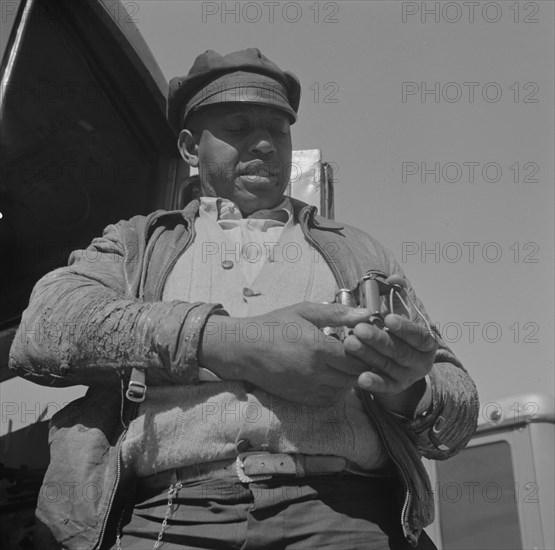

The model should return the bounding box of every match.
[238,174,277,189]
[239,162,280,179]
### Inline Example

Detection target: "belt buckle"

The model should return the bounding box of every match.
[235,451,276,483]
[126,380,147,403]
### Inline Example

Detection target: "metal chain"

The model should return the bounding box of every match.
[115,481,182,550]
[115,510,124,550]
[153,482,183,550]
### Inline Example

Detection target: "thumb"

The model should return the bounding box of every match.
[296,302,370,328]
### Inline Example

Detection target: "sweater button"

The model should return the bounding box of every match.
[243,287,261,297]
[221,260,234,269]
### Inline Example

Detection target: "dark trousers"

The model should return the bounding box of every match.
[116,473,437,550]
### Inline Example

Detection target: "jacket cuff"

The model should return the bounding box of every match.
[183,303,229,377]
[405,362,479,457]
[150,301,227,379]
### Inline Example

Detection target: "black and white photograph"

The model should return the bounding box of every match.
[0,1,553,549]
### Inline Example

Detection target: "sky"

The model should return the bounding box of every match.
[133,0,555,409]
[2,0,554,435]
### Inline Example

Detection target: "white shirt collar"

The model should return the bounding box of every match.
[199,196,293,224]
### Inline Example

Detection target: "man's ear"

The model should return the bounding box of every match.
[177,129,199,167]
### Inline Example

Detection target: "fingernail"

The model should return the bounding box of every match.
[360,378,372,389]
[354,308,369,314]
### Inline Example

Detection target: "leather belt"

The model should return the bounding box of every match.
[139,453,348,491]
[235,452,347,482]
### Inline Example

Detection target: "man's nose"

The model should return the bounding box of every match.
[249,130,276,156]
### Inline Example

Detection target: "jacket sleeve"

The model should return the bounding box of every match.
[8,215,225,388]
[386,256,480,461]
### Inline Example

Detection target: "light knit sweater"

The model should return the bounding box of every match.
[122,198,388,476]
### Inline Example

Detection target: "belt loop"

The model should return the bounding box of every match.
[293,454,306,477]
[235,438,251,453]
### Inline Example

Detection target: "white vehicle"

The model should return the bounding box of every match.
[424,393,554,549]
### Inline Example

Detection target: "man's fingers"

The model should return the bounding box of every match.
[384,314,437,353]
[345,332,431,385]
[351,325,433,369]
[345,334,413,381]
[343,334,414,385]
[357,371,397,395]
[343,332,391,368]
[296,302,370,329]
[325,351,371,377]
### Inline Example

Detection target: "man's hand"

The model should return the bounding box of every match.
[198,302,373,406]
[343,313,437,416]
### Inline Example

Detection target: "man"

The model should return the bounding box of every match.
[10,48,478,549]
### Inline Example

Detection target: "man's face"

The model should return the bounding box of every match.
[180,103,293,215]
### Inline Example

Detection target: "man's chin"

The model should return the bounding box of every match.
[236,174,284,191]
[232,182,288,215]
[233,192,284,216]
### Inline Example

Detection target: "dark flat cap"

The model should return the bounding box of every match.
[167,48,301,132]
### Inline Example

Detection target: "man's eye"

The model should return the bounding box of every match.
[226,127,248,133]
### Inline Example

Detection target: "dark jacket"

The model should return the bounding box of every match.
[9,198,479,549]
